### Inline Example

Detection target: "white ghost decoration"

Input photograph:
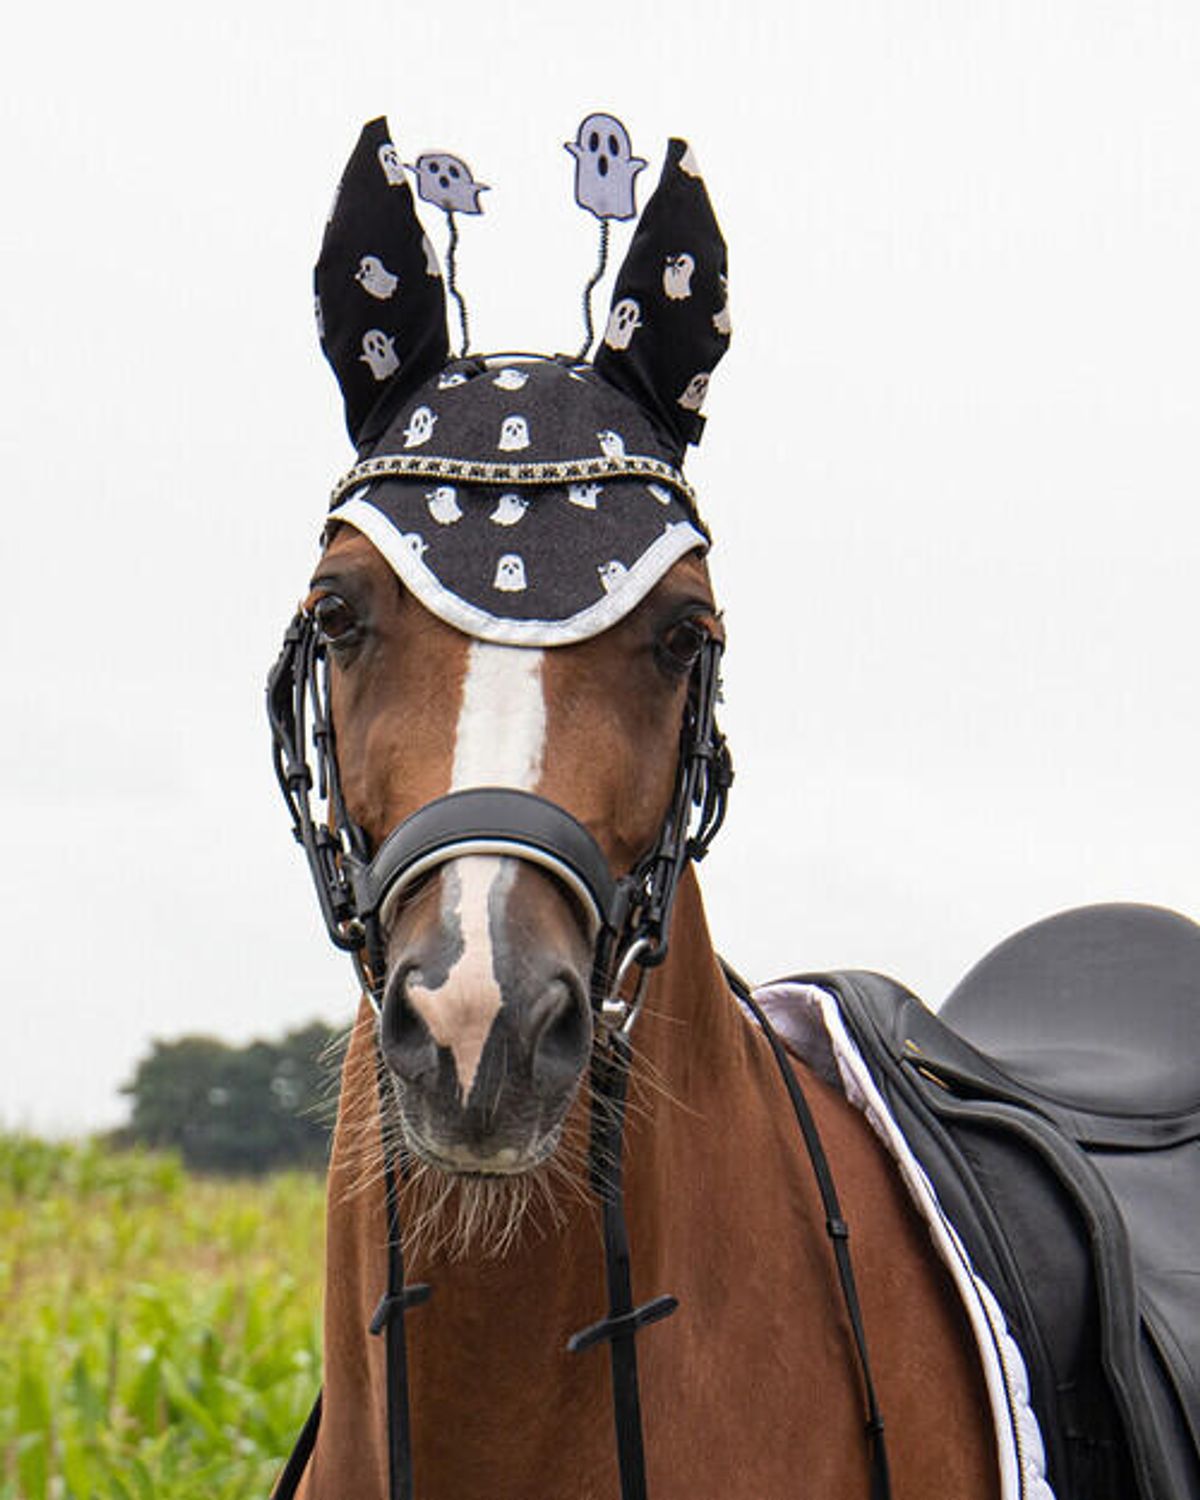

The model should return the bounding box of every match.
[597,429,627,460]
[378,142,406,187]
[490,492,529,526]
[678,144,702,179]
[567,482,602,509]
[493,554,527,592]
[422,234,442,278]
[663,253,695,301]
[603,298,642,352]
[597,560,628,593]
[407,153,488,214]
[677,373,710,412]
[360,330,399,381]
[426,486,462,525]
[399,532,428,561]
[403,405,437,448]
[498,415,530,452]
[355,255,399,300]
[492,367,529,391]
[712,274,732,337]
[438,371,468,389]
[565,113,647,221]
[646,483,672,506]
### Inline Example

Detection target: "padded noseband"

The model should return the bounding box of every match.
[350,786,619,935]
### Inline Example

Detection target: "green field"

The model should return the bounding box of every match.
[0,1134,325,1500]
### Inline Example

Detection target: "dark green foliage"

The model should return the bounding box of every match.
[119,1021,340,1174]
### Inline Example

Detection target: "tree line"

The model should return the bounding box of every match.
[117,1021,341,1174]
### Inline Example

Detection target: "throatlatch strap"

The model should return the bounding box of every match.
[728,969,893,1500]
[568,1032,678,1500]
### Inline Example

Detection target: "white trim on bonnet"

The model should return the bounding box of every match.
[333,495,708,647]
[749,981,1056,1500]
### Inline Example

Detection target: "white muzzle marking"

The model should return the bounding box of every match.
[403,643,545,1099]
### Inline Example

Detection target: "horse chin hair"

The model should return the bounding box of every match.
[384,1101,590,1265]
[398,1160,556,1263]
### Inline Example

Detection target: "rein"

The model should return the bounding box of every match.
[266,612,891,1500]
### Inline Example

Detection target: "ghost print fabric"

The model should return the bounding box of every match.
[315,118,450,442]
[330,358,707,646]
[594,138,730,454]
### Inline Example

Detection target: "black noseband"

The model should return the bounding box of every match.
[350,787,619,934]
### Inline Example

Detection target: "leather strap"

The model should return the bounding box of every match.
[568,1030,678,1500]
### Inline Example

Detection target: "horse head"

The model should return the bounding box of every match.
[271,117,732,1216]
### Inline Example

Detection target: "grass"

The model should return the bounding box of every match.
[0,1133,325,1500]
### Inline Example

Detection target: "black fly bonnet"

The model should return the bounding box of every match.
[315,117,729,646]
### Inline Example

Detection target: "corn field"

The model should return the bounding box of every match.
[0,1134,325,1499]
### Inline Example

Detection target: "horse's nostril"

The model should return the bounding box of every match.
[382,967,439,1083]
[530,977,591,1095]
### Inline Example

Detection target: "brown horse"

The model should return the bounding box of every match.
[269,119,1007,1500]
[281,530,1000,1500]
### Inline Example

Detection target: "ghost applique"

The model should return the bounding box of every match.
[403,405,438,447]
[408,153,488,214]
[712,274,731,337]
[677,144,702,179]
[597,429,627,460]
[426,486,462,524]
[598,560,628,593]
[490,492,529,526]
[498,415,530,451]
[567,483,602,509]
[355,255,399,299]
[493,554,527,592]
[360,330,399,381]
[603,299,642,351]
[663,254,695,301]
[377,142,406,186]
[566,113,647,221]
[493,367,529,391]
[677,373,710,412]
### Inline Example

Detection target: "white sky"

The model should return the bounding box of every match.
[3,2,1198,1133]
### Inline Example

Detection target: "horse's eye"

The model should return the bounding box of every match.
[657,618,710,676]
[312,593,361,650]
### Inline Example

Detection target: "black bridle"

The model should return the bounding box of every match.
[267,609,731,1018]
[266,606,733,1500]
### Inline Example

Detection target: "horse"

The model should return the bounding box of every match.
[266,118,1195,1500]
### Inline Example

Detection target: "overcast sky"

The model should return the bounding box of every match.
[3,1,1198,1133]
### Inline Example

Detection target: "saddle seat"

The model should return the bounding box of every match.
[760,902,1200,1500]
[939,901,1200,1126]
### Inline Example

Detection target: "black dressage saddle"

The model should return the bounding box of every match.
[761,902,1200,1500]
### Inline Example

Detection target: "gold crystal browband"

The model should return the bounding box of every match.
[329,452,697,511]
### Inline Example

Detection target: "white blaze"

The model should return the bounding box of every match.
[405,643,546,1098]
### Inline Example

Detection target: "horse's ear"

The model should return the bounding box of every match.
[315,117,450,446]
[593,139,731,456]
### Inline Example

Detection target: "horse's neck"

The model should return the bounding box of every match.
[307,869,746,1493]
[307,871,999,1499]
